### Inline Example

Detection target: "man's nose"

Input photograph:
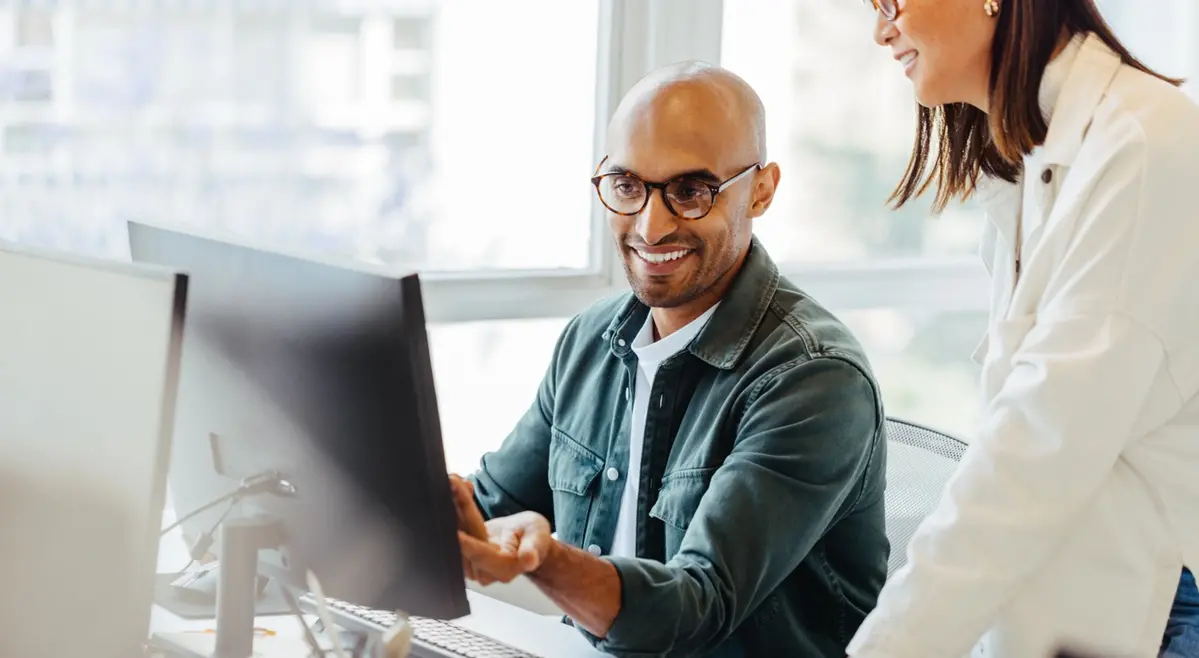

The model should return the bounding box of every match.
[635,190,679,246]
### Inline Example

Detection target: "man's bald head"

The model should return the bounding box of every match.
[598,61,780,317]
[606,61,767,170]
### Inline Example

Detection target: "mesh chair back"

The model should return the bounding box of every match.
[883,418,968,577]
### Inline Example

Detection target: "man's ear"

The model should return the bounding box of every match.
[748,162,781,218]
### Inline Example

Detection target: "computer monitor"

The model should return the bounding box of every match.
[0,241,187,658]
[128,221,469,620]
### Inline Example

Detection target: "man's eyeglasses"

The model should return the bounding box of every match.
[865,0,899,21]
[591,159,761,221]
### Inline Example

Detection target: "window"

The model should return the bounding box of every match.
[721,0,1199,265]
[428,318,570,474]
[0,2,601,274]
[16,9,54,48]
[0,2,617,488]
[5,0,1198,465]
[1099,0,1198,94]
[722,1,983,263]
[841,309,987,441]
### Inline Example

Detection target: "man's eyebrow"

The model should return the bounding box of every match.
[671,168,722,184]
[602,164,721,184]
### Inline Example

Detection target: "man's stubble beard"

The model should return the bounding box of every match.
[624,244,740,309]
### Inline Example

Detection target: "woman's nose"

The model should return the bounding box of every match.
[873,11,896,47]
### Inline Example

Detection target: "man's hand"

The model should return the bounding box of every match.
[448,474,552,585]
[448,474,488,540]
[448,488,621,638]
[458,511,554,586]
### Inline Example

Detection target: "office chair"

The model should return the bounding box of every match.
[883,417,968,577]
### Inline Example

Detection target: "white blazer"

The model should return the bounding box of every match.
[849,33,1199,658]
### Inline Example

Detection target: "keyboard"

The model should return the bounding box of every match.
[298,593,544,658]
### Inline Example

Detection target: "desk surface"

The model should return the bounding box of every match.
[448,590,609,657]
[150,589,610,657]
[154,507,609,657]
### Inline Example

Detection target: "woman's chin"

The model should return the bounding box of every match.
[911,76,978,110]
[911,78,942,108]
[913,85,951,109]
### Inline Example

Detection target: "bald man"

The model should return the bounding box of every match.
[450,62,888,657]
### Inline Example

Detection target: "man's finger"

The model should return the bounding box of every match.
[458,531,510,564]
[449,473,474,494]
[518,544,540,571]
[496,526,521,554]
[458,532,523,582]
[448,475,488,540]
[516,527,549,571]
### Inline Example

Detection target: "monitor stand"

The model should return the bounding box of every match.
[153,516,299,658]
[153,515,414,658]
[154,564,287,619]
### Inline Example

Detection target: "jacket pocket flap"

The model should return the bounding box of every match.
[991,314,1036,356]
[649,468,714,530]
[548,427,604,496]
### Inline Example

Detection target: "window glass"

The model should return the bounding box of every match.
[0,2,600,272]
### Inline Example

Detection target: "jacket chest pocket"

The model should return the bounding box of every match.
[547,427,603,547]
[649,469,713,558]
[980,314,1037,403]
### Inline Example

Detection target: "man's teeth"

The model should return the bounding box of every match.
[637,249,691,264]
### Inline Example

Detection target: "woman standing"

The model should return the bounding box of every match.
[847,1,1199,657]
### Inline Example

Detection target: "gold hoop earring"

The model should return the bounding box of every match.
[984,0,1000,17]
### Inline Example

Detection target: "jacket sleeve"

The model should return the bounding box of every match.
[583,357,883,657]
[469,318,576,523]
[849,138,1190,658]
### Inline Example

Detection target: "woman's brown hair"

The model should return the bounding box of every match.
[893,0,1184,212]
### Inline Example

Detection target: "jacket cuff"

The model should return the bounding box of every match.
[572,556,666,657]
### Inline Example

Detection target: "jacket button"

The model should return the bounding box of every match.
[587,544,602,556]
[1041,168,1053,184]
[606,467,620,481]
[617,338,627,347]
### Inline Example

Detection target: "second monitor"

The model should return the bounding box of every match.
[129,221,469,621]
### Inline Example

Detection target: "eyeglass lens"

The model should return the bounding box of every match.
[596,175,715,219]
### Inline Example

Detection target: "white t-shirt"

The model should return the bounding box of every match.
[609,303,720,558]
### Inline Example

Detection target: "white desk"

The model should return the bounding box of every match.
[150,589,610,657]
[445,590,610,657]
[154,507,609,656]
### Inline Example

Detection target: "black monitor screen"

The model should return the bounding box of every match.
[130,221,468,620]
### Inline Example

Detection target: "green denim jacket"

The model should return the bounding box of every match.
[471,239,889,657]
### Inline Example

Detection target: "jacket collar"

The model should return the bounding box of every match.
[604,236,779,370]
[1041,32,1122,167]
[976,32,1123,244]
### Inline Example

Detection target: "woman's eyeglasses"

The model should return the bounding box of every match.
[865,0,899,21]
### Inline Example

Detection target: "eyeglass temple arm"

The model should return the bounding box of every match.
[716,163,762,192]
